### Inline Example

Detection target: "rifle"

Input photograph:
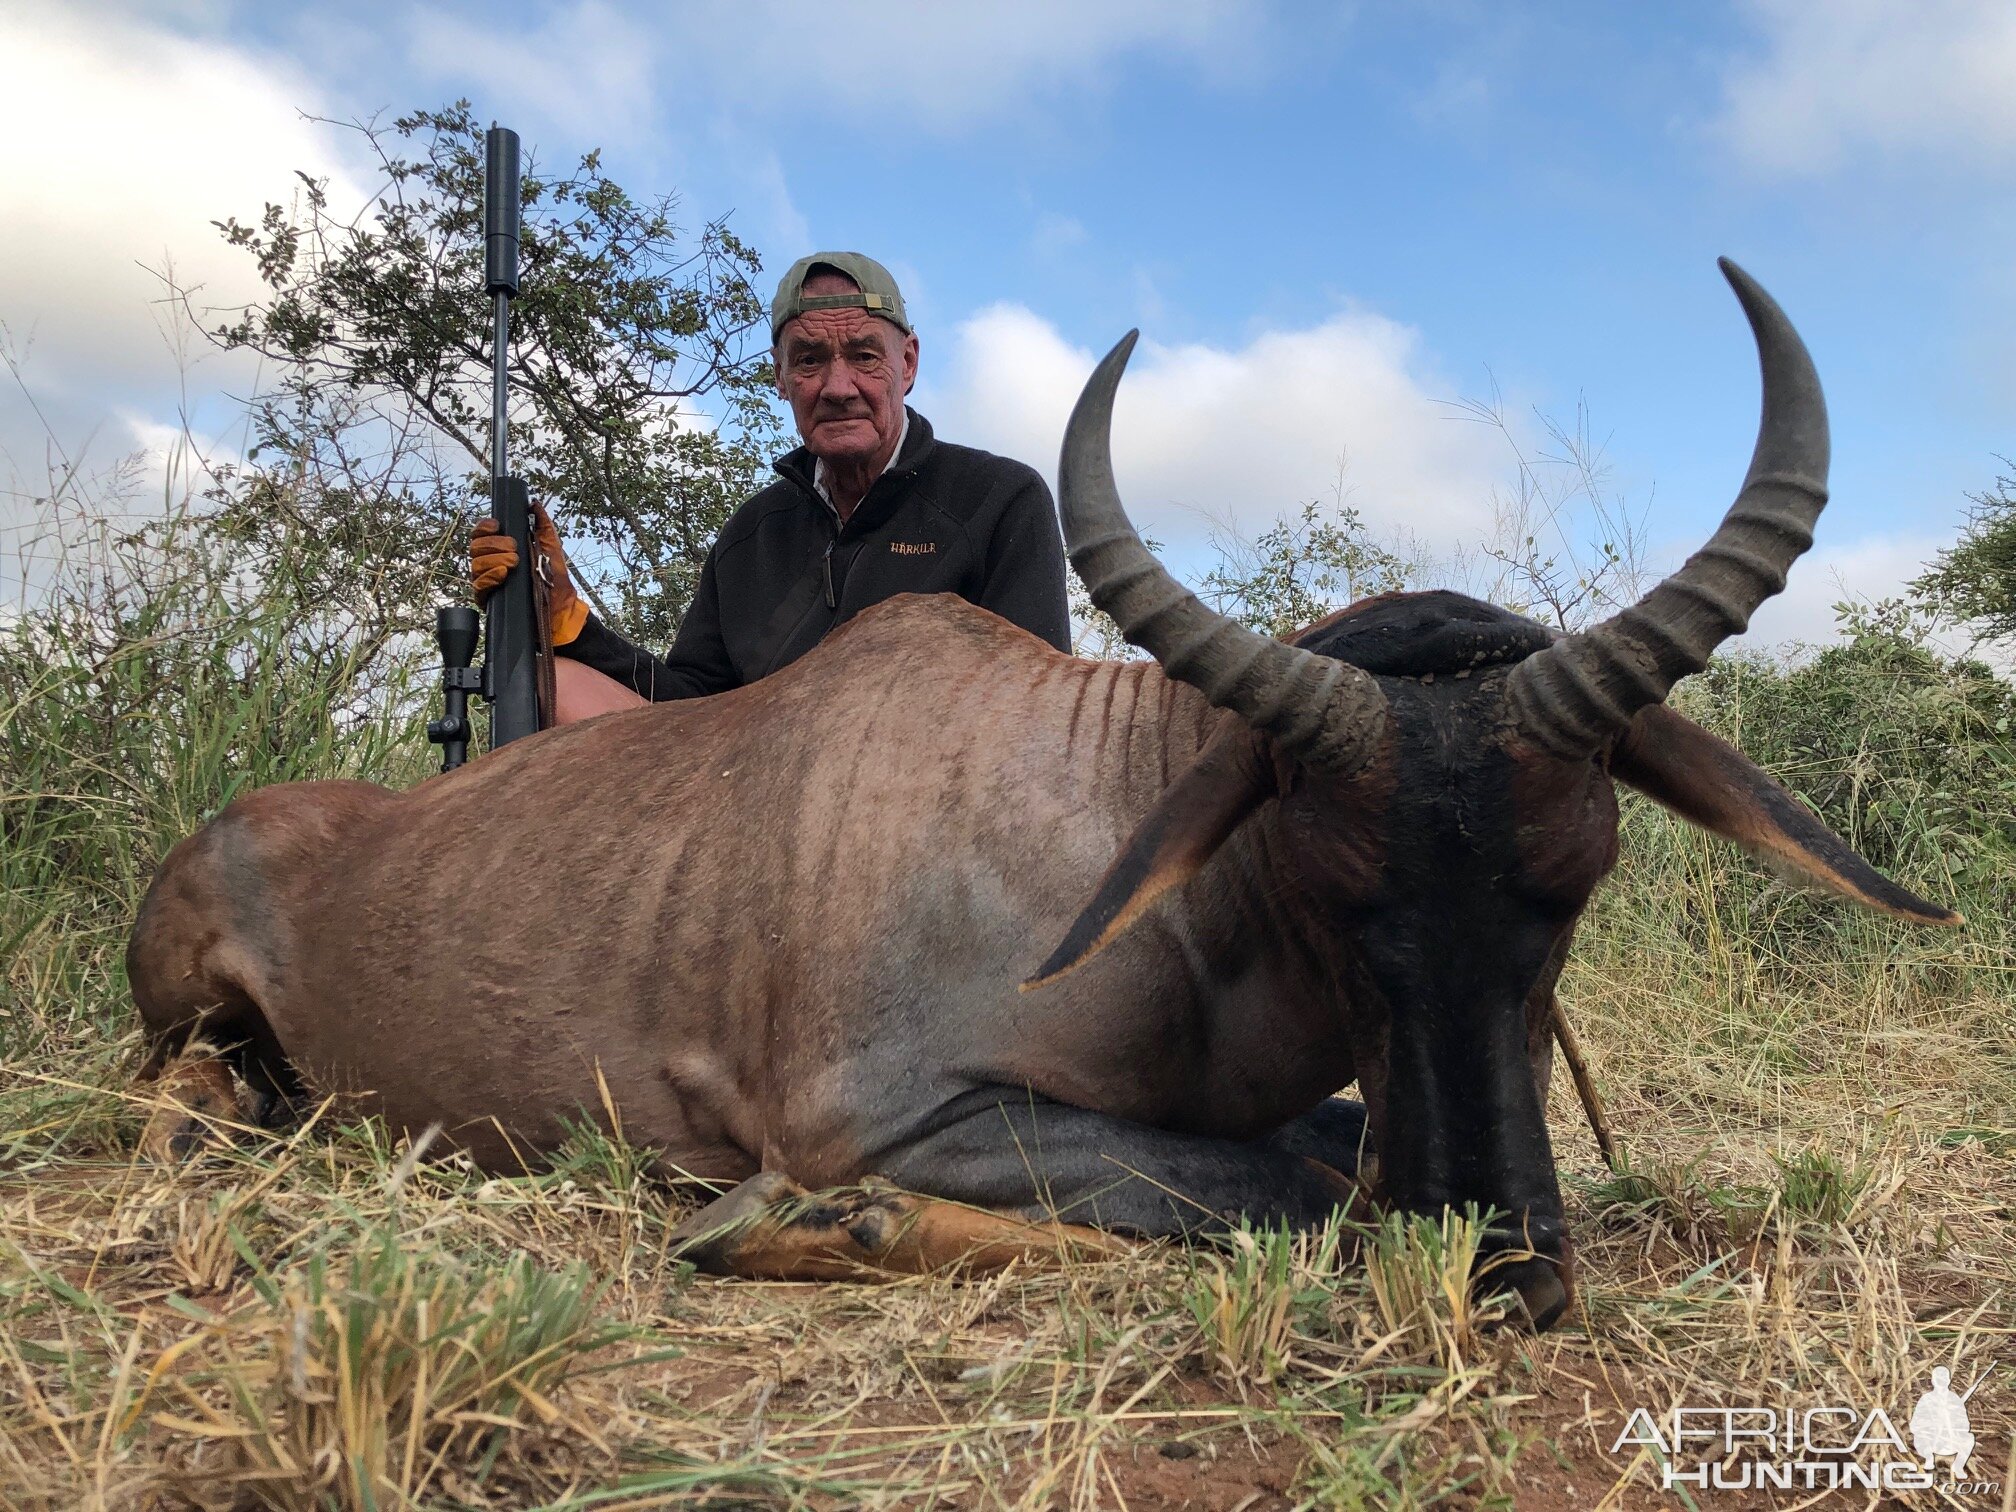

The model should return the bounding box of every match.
[429,124,545,770]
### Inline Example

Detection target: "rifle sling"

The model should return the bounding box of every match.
[532,556,557,729]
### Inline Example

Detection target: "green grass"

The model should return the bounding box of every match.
[3,501,2013,1508]
[160,1226,635,1510]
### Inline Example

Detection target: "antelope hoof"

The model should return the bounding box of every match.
[667,1171,810,1273]
[137,1050,250,1164]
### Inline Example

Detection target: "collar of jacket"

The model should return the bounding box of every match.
[772,408,937,537]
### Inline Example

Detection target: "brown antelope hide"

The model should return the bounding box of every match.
[127,261,1956,1330]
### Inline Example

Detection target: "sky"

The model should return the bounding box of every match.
[4,0,2014,646]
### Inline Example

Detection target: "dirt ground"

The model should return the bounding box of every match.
[4,1024,2011,1511]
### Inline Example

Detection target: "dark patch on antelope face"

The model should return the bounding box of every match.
[1295,590,1557,677]
[1291,592,1611,1326]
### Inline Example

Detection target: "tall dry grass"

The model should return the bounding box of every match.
[2,489,2011,1508]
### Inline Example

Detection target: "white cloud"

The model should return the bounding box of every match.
[1410,63,1491,131]
[402,1,661,144]
[1030,212,1089,259]
[1742,529,1940,648]
[704,0,1269,130]
[920,303,1506,555]
[729,147,814,259]
[0,2,363,395]
[56,0,242,25]
[0,0,377,573]
[921,304,1940,654]
[1713,0,2016,176]
[396,0,1268,137]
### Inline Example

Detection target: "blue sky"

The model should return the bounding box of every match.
[5,0,2014,644]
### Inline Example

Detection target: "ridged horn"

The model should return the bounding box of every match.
[1505,259,1830,758]
[1060,332,1388,770]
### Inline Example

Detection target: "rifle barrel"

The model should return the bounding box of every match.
[492,292,510,480]
[481,124,540,750]
[485,125,520,478]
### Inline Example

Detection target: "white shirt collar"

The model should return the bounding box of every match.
[813,407,911,510]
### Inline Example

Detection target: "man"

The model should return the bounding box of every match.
[471,252,1071,723]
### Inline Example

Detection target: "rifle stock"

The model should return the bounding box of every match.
[483,474,541,746]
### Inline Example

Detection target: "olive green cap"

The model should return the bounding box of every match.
[771,251,911,339]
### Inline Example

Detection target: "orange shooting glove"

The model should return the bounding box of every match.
[468,502,589,646]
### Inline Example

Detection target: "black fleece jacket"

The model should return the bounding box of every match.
[561,410,1070,700]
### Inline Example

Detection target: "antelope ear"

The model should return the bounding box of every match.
[1023,721,1281,990]
[1612,704,1961,926]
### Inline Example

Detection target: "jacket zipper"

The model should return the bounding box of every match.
[822,534,837,609]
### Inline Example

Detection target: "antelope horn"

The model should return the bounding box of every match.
[1059,332,1388,771]
[1505,260,1830,758]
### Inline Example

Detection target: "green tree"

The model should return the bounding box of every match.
[1913,465,2016,646]
[1201,499,1414,640]
[199,102,782,650]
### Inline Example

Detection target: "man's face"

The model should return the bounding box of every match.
[775,271,919,468]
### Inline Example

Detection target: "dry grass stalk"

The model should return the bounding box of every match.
[5,521,2013,1504]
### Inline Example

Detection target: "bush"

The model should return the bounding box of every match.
[0,496,429,1080]
[1634,601,2015,966]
